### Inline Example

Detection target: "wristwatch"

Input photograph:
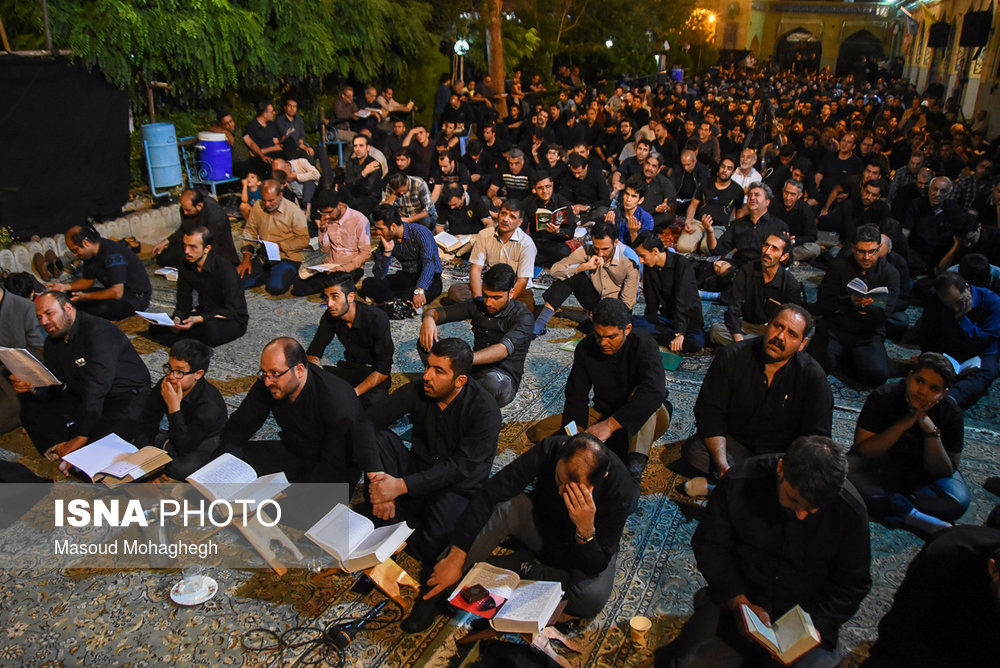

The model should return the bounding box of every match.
[413,288,425,295]
[575,530,596,543]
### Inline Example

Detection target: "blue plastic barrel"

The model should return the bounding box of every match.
[197,131,232,179]
[671,67,684,83]
[141,123,183,190]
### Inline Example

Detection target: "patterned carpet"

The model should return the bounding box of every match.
[0,248,998,667]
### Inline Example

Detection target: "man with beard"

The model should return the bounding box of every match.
[680,156,745,253]
[680,304,832,496]
[812,225,900,388]
[306,272,395,409]
[520,174,579,268]
[152,188,238,267]
[146,227,248,347]
[418,264,533,408]
[825,178,891,247]
[219,337,373,486]
[904,176,963,274]
[638,153,678,228]
[769,179,819,262]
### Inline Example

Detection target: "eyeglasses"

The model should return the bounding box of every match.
[162,364,198,379]
[257,367,291,381]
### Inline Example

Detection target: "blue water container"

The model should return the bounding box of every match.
[197,131,232,179]
[671,67,684,83]
[141,123,183,192]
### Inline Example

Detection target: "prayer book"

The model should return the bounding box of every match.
[61,433,171,486]
[242,236,281,261]
[942,353,981,376]
[434,232,473,252]
[740,604,821,665]
[135,311,175,327]
[186,453,289,512]
[535,207,568,232]
[846,277,889,308]
[0,347,60,387]
[154,267,179,282]
[449,562,564,635]
[305,504,413,572]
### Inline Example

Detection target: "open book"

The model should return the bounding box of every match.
[435,231,473,253]
[449,562,564,635]
[943,353,981,376]
[135,311,175,327]
[305,504,413,572]
[242,236,281,261]
[186,453,289,512]
[154,266,178,281]
[740,604,821,665]
[535,207,568,232]
[0,347,60,387]
[61,433,171,486]
[846,277,889,308]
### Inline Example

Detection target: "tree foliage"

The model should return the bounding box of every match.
[3,0,437,102]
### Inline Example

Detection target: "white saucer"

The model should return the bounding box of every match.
[170,575,218,606]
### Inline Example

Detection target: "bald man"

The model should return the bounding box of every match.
[238,179,309,295]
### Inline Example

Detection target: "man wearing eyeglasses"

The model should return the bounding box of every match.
[218,337,376,488]
[811,225,900,388]
[291,189,371,297]
[134,339,227,479]
[519,174,578,268]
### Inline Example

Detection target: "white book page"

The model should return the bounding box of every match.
[0,347,60,386]
[62,434,137,480]
[187,453,258,500]
[741,604,778,648]
[351,522,412,561]
[229,472,289,509]
[261,240,281,261]
[774,606,815,654]
[306,505,375,562]
[494,580,563,625]
[136,311,175,326]
[450,562,520,601]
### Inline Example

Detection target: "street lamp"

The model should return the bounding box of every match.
[453,38,470,84]
[605,39,614,49]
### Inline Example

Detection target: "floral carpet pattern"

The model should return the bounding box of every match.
[0,254,997,667]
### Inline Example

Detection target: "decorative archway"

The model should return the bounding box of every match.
[835,29,885,78]
[775,28,821,72]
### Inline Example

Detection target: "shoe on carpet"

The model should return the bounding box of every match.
[401,595,444,634]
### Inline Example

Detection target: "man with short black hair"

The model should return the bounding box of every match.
[306,271,395,409]
[134,339,227,479]
[147,226,248,347]
[152,188,238,267]
[411,433,634,632]
[344,134,385,216]
[291,189,370,296]
[528,298,670,487]
[520,173,579,268]
[770,179,820,263]
[680,156,745,254]
[219,337,374,486]
[382,171,437,230]
[812,225,900,387]
[360,204,443,311]
[660,435,871,668]
[419,264,534,407]
[682,304,832,494]
[632,230,705,352]
[562,152,611,225]
[49,225,152,320]
[363,338,502,563]
[14,291,151,460]
[606,176,655,246]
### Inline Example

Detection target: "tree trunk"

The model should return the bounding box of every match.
[485,0,508,119]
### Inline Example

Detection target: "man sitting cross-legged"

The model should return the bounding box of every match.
[405,433,635,632]
[133,339,228,480]
[532,222,640,337]
[237,179,310,295]
[631,230,705,352]
[681,303,832,497]
[306,272,395,410]
[528,298,670,488]
[657,435,871,668]
[419,264,533,408]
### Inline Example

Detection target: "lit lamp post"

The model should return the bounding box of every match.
[453,38,470,84]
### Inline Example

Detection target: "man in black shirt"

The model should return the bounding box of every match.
[816,131,863,199]
[152,189,238,267]
[528,298,670,487]
[660,436,871,668]
[147,227,248,347]
[562,153,611,225]
[343,134,385,216]
[438,186,492,251]
[134,339,227,480]
[710,233,804,346]
[306,272,395,409]
[418,265,533,408]
[632,231,705,352]
[50,225,151,320]
[671,150,712,213]
[520,173,578,268]
[681,304,832,494]
[14,291,150,459]
[219,337,374,487]
[812,225,900,388]
[413,434,633,631]
[242,100,284,175]
[769,179,819,263]
[639,153,678,229]
[680,156,745,254]
[363,338,502,564]
[903,176,963,275]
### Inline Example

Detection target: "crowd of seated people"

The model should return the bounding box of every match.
[3,63,1000,662]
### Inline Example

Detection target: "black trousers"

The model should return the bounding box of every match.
[809,323,889,387]
[533,238,572,268]
[322,360,390,409]
[147,317,246,348]
[543,271,601,311]
[359,271,442,305]
[75,298,142,321]
[20,388,150,454]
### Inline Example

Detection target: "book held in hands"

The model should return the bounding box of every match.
[740,603,821,665]
[942,353,981,376]
[448,562,564,634]
[305,504,412,572]
[846,277,889,308]
[434,232,473,253]
[0,347,60,387]
[535,207,568,232]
